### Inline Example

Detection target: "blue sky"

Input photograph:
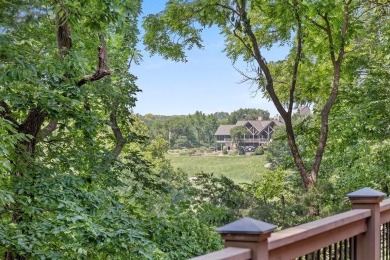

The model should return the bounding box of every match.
[132,1,289,116]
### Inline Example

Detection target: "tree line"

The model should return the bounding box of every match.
[138,108,270,149]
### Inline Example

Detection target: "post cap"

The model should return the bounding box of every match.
[217,217,277,235]
[347,187,386,199]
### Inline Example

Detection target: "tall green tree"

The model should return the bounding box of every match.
[225,108,270,124]
[0,1,147,258]
[189,111,220,147]
[322,5,390,198]
[190,111,207,145]
[230,126,250,149]
[204,114,219,147]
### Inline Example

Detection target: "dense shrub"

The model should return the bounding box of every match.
[238,147,246,155]
[222,147,228,155]
[254,146,265,155]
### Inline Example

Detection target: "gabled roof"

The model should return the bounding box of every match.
[298,106,311,116]
[215,119,281,136]
[214,125,235,135]
[236,120,275,133]
[274,120,284,126]
[257,120,276,130]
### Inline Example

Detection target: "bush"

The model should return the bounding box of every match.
[199,147,207,153]
[188,149,197,156]
[229,150,238,156]
[222,147,228,155]
[254,146,264,155]
[238,147,246,155]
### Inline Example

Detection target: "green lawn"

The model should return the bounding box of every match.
[167,153,270,183]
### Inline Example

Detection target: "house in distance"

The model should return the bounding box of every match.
[214,116,284,150]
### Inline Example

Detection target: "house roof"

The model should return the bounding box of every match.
[298,106,311,116]
[215,120,282,136]
[214,125,235,135]
[274,119,284,126]
[237,120,274,133]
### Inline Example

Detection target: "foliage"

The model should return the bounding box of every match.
[0,119,29,173]
[187,170,328,229]
[1,170,157,259]
[267,114,318,171]
[147,135,169,159]
[222,147,228,155]
[266,126,294,169]
[212,112,229,122]
[190,172,248,226]
[224,108,270,124]
[230,126,250,148]
[253,146,264,155]
[173,136,191,149]
[238,146,246,155]
[323,40,390,198]
[0,1,223,258]
[305,4,390,215]
[126,167,224,259]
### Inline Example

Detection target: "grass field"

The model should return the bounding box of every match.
[167,153,270,183]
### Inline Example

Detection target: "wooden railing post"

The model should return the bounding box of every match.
[216,217,277,260]
[348,187,386,260]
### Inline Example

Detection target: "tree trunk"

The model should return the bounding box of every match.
[18,109,46,156]
[5,109,45,260]
[4,252,25,260]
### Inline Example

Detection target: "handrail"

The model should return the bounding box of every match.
[380,199,390,224]
[216,138,269,142]
[189,247,251,260]
[268,209,370,259]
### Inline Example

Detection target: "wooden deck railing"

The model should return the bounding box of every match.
[216,138,270,142]
[190,187,390,260]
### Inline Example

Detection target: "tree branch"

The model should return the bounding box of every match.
[337,1,350,63]
[310,2,351,183]
[77,34,111,87]
[289,0,303,115]
[240,7,286,117]
[308,18,327,32]
[109,106,126,159]
[322,14,336,65]
[216,3,240,16]
[37,120,58,140]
